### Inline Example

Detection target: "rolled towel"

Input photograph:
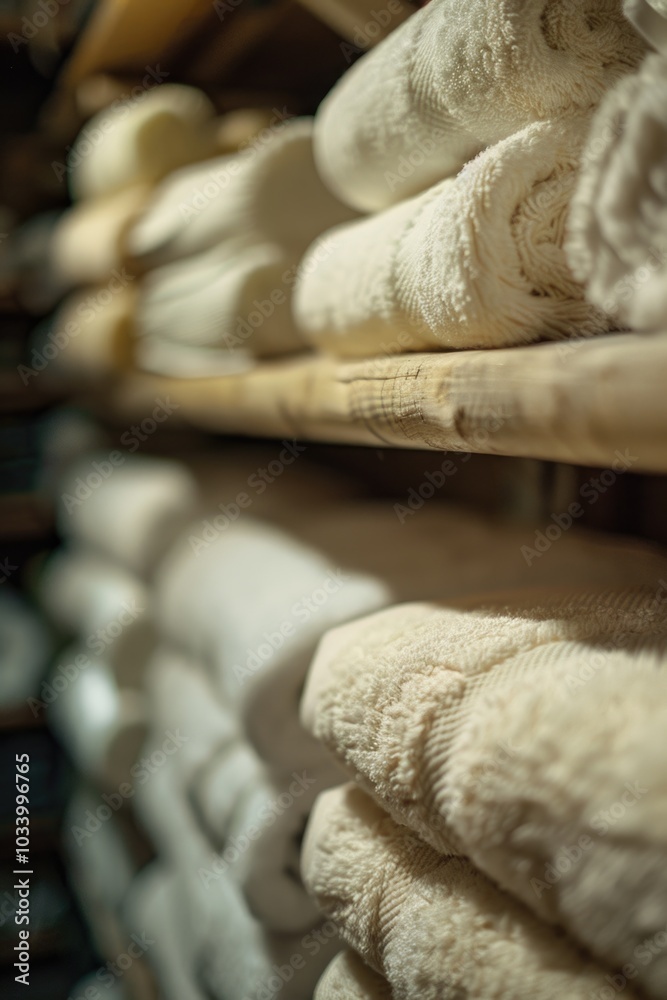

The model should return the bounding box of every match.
[137,243,303,358]
[56,454,198,577]
[48,650,146,788]
[126,118,358,268]
[625,0,667,53]
[39,548,155,687]
[69,84,215,201]
[45,282,136,378]
[302,784,623,1000]
[565,53,667,331]
[192,740,265,848]
[49,185,147,291]
[302,586,667,999]
[158,503,667,774]
[296,118,610,355]
[315,950,391,1000]
[315,0,645,213]
[0,589,51,709]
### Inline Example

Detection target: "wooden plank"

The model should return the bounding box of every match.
[101,332,667,471]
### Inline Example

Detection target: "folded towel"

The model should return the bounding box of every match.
[127,118,358,268]
[57,454,198,578]
[45,283,135,377]
[135,749,339,999]
[49,185,147,291]
[625,0,667,53]
[565,53,667,331]
[39,548,155,687]
[137,243,303,358]
[315,950,391,1000]
[314,0,645,212]
[302,783,622,1000]
[296,118,610,355]
[302,587,667,999]
[69,84,215,201]
[48,650,146,788]
[158,503,667,775]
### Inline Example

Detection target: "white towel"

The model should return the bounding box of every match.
[302,784,624,1000]
[69,84,215,201]
[296,118,611,355]
[56,454,198,578]
[314,0,645,212]
[0,589,51,708]
[48,650,146,788]
[565,53,667,331]
[315,950,391,1000]
[127,117,359,268]
[625,0,667,53]
[137,242,303,358]
[302,587,667,999]
[39,548,155,687]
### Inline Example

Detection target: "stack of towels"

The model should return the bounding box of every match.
[37,433,667,998]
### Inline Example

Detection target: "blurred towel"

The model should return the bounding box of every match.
[625,0,667,52]
[566,53,667,331]
[39,548,155,686]
[302,784,621,1000]
[56,454,198,578]
[0,589,51,709]
[315,0,645,212]
[302,587,667,999]
[127,117,359,268]
[137,243,303,360]
[45,282,135,378]
[69,84,215,201]
[296,118,610,355]
[315,950,391,1000]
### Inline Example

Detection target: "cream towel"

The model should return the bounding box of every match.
[314,0,645,212]
[137,243,303,358]
[302,587,667,998]
[158,503,667,775]
[39,548,155,687]
[315,950,391,1000]
[47,283,135,378]
[127,117,358,267]
[69,84,215,201]
[565,53,667,331]
[625,0,667,53]
[302,784,623,1000]
[49,185,147,290]
[48,650,146,788]
[192,740,265,848]
[57,454,198,578]
[296,118,610,355]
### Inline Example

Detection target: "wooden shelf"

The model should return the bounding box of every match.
[100,332,667,472]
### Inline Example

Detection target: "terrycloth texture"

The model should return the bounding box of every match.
[48,650,146,788]
[137,242,303,358]
[625,0,667,53]
[135,750,339,999]
[48,284,135,377]
[127,117,359,268]
[49,185,147,290]
[39,548,155,686]
[302,784,622,1000]
[315,950,392,1000]
[566,53,667,330]
[302,587,667,999]
[296,118,610,355]
[314,0,645,212]
[157,503,667,775]
[57,454,198,578]
[69,84,215,201]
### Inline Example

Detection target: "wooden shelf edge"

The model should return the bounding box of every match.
[100,332,667,471]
